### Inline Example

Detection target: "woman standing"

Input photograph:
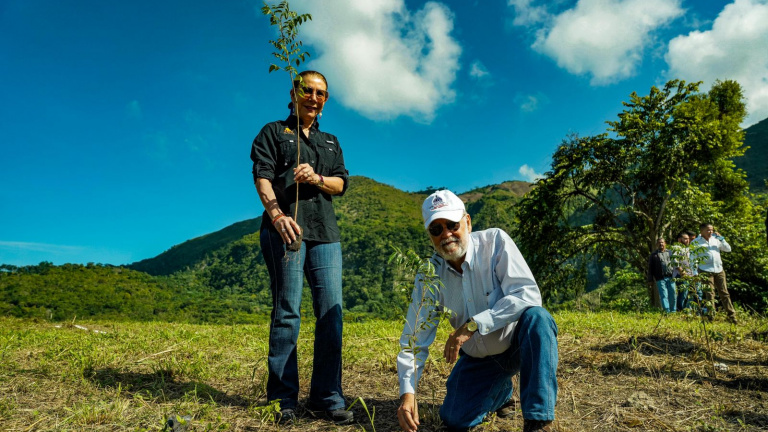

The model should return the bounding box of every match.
[250,70,351,425]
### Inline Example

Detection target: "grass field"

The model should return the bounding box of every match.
[1,311,767,431]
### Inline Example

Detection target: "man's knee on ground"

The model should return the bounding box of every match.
[439,405,474,432]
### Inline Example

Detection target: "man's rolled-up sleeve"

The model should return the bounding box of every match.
[718,238,731,253]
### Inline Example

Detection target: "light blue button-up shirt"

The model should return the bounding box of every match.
[397,228,541,396]
[692,235,731,273]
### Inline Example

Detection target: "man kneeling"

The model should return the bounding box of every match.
[396,190,558,432]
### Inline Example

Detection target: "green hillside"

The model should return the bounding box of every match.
[125,176,532,316]
[737,116,768,192]
[128,176,532,280]
[129,218,263,276]
[172,176,437,318]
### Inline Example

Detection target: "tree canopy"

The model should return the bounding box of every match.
[515,79,768,307]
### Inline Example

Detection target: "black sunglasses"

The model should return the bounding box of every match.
[428,219,462,237]
[297,86,328,100]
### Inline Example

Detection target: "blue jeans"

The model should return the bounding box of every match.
[656,278,677,312]
[676,280,690,311]
[439,307,558,431]
[676,281,704,311]
[261,227,345,411]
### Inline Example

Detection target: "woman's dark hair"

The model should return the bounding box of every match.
[293,70,327,90]
[288,70,328,110]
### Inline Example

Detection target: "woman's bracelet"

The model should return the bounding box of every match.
[315,174,325,188]
[271,213,285,224]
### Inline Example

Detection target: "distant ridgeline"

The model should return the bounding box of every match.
[0,176,530,323]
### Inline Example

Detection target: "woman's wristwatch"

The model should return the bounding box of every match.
[314,174,325,188]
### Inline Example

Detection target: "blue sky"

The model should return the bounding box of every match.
[2,0,767,266]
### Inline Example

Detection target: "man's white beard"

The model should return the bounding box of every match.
[437,237,467,262]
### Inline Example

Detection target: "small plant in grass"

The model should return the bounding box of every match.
[248,399,282,424]
[261,0,312,252]
[348,396,375,431]
[389,246,453,425]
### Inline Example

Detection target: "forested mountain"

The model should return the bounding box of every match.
[130,176,531,317]
[126,177,532,278]
[737,117,768,192]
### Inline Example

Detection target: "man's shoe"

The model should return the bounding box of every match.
[275,408,296,425]
[313,408,354,425]
[523,419,553,432]
[495,398,517,418]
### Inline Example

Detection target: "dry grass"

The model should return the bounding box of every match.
[1,310,766,431]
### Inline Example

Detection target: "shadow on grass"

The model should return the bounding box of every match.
[560,334,768,392]
[591,361,768,392]
[85,367,251,407]
[597,335,698,356]
[720,409,768,429]
[597,334,765,366]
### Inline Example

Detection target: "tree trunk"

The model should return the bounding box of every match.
[647,280,661,309]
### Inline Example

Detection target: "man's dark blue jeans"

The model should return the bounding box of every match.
[261,227,345,411]
[439,306,559,431]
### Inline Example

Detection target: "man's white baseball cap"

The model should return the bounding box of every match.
[422,190,466,229]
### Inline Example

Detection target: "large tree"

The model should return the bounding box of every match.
[515,80,767,307]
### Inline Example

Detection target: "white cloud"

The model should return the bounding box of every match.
[515,92,549,112]
[469,60,490,79]
[289,0,462,121]
[509,0,683,85]
[665,0,768,126]
[467,60,493,101]
[507,0,550,27]
[519,164,543,182]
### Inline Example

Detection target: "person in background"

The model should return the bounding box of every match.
[648,238,676,313]
[671,232,691,310]
[251,70,353,425]
[691,223,737,324]
[396,190,558,432]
